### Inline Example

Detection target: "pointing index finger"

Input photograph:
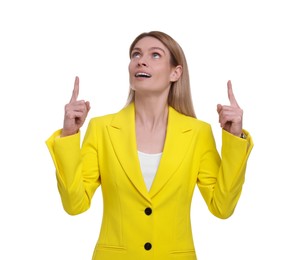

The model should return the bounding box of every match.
[70,76,79,103]
[227,80,239,107]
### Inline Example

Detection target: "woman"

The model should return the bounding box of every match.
[46,31,253,260]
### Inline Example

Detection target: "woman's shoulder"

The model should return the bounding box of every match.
[88,104,133,126]
[88,112,117,126]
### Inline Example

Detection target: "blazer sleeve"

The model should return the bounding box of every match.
[197,128,253,219]
[45,119,101,215]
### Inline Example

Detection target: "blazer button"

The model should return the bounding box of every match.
[144,207,152,216]
[144,242,152,250]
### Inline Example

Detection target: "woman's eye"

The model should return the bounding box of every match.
[131,52,140,59]
[152,53,161,59]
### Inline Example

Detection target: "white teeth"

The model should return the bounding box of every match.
[135,72,151,78]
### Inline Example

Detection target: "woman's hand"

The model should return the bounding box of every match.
[217,80,243,137]
[61,76,91,137]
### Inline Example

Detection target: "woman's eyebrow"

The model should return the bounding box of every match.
[132,47,166,53]
[131,47,142,52]
[149,47,165,53]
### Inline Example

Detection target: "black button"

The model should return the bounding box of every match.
[144,242,152,250]
[144,207,152,215]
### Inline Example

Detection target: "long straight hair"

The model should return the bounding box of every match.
[125,31,196,118]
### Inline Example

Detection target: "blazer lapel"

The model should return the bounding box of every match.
[107,103,151,202]
[149,107,194,198]
[107,103,194,201]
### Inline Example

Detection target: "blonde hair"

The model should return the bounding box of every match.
[125,31,196,118]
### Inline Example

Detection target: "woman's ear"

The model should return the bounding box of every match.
[170,65,183,82]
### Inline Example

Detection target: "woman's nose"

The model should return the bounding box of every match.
[137,56,148,67]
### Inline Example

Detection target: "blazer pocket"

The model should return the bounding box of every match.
[94,243,126,252]
[92,244,127,260]
[170,249,197,259]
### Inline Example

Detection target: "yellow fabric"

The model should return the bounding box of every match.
[46,103,253,260]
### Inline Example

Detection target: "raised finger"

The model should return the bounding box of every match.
[70,76,80,103]
[227,80,239,107]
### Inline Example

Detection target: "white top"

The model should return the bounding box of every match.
[138,151,162,191]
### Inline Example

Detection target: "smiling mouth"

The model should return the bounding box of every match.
[135,72,152,78]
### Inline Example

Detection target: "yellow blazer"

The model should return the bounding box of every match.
[46,103,253,260]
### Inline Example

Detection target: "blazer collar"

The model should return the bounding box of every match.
[107,102,194,202]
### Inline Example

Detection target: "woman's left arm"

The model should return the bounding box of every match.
[197,81,254,219]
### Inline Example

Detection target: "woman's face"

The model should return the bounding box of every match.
[129,36,180,96]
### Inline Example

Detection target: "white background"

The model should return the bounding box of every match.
[1,0,299,259]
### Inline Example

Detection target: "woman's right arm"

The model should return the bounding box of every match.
[45,77,100,215]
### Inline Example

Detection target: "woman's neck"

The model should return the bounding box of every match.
[134,96,169,131]
[134,96,168,153]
